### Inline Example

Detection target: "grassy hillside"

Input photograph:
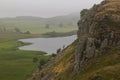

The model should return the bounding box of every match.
[0,33,51,80]
[36,40,120,80]
[35,0,120,80]
[0,14,78,80]
[54,46,120,80]
[32,40,77,80]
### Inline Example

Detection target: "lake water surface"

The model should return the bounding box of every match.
[19,35,77,54]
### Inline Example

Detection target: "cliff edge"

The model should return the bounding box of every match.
[75,0,120,72]
[30,0,120,80]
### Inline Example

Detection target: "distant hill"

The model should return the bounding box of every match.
[0,13,79,34]
[46,12,80,26]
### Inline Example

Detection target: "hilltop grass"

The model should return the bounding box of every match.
[72,47,120,80]
[40,40,120,80]
[55,46,120,80]
[0,34,51,80]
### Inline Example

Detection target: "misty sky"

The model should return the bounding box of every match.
[0,0,103,18]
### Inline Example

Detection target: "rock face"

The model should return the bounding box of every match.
[29,0,120,80]
[74,0,120,72]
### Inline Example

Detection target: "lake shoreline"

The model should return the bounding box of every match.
[18,35,77,54]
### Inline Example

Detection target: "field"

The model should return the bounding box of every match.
[0,34,51,80]
[0,15,78,80]
[0,26,76,80]
[0,21,77,34]
[0,15,78,34]
[20,27,77,34]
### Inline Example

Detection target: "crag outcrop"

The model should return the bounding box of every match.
[75,0,120,72]
[29,0,120,80]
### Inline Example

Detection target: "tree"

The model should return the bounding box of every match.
[38,59,46,70]
[38,65,42,70]
[52,53,57,57]
[80,9,89,18]
[33,57,38,63]
[57,48,61,54]
[40,59,46,65]
[14,27,21,33]
[24,31,31,34]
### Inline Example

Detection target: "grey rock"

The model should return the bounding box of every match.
[74,0,120,73]
[100,39,108,48]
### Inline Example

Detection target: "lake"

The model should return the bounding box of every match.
[18,35,77,54]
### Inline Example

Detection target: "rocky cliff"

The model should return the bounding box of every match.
[75,0,120,72]
[29,0,120,80]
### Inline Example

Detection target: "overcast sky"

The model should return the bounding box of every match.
[0,0,103,18]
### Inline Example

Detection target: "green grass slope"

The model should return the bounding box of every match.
[0,33,51,80]
[37,41,120,80]
[34,0,120,80]
[0,40,51,80]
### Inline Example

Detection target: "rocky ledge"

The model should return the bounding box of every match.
[75,0,120,72]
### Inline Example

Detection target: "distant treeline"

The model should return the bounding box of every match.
[42,30,77,37]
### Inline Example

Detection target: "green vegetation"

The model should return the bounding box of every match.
[42,30,77,37]
[0,20,76,80]
[80,9,89,17]
[0,32,42,43]
[0,33,51,80]
[73,47,120,80]
[39,40,77,80]
[0,13,78,80]
[40,40,120,80]
[0,14,78,34]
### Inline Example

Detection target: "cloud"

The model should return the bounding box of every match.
[0,0,103,18]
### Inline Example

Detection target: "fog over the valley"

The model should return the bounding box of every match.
[0,0,103,18]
